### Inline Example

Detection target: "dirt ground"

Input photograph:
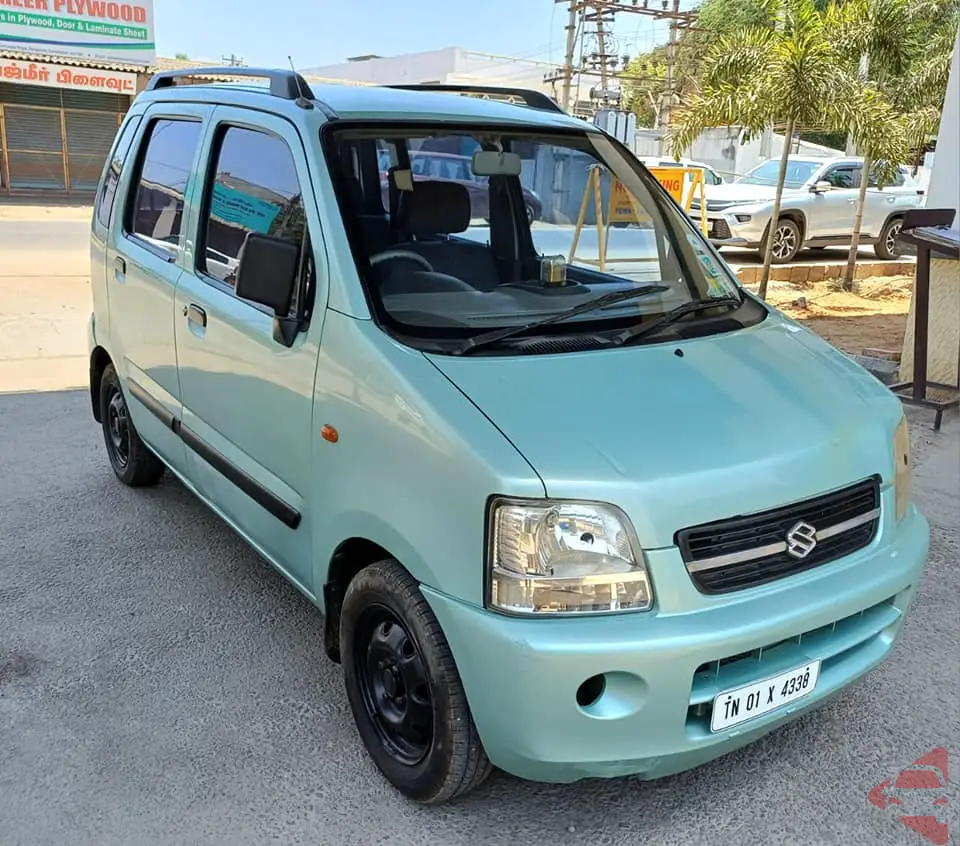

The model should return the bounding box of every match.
[764,275,913,356]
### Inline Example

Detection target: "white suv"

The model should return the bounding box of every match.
[690,156,924,263]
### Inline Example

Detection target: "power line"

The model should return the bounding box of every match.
[546,0,698,120]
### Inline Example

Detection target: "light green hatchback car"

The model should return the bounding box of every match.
[87,68,929,804]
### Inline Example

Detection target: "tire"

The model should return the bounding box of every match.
[766,217,802,264]
[340,559,492,804]
[874,217,904,260]
[98,364,165,487]
[525,203,536,224]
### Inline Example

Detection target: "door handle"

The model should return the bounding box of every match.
[185,304,207,328]
[114,256,126,281]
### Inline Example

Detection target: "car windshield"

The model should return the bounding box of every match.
[737,159,820,189]
[324,123,742,347]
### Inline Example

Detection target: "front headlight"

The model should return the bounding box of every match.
[486,498,653,615]
[894,414,912,521]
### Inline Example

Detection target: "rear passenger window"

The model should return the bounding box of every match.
[95,115,141,230]
[200,126,306,290]
[127,118,203,255]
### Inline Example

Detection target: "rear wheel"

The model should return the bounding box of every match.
[874,217,904,260]
[99,364,165,487]
[340,559,492,804]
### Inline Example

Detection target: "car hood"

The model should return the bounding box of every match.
[425,311,901,549]
[703,182,800,206]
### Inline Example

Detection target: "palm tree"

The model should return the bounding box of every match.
[828,0,919,289]
[669,0,862,298]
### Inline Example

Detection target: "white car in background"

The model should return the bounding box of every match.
[689,155,924,263]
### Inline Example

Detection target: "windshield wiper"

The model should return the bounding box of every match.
[611,295,742,347]
[452,284,669,356]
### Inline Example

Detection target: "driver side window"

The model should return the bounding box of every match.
[199,125,307,305]
[822,165,860,189]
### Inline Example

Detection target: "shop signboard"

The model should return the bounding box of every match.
[0,56,136,92]
[0,0,155,66]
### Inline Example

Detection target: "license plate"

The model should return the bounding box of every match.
[710,659,821,732]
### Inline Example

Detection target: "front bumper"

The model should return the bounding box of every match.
[423,504,929,784]
[702,212,767,247]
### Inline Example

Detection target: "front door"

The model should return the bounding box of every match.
[105,106,210,474]
[806,162,861,240]
[173,108,323,595]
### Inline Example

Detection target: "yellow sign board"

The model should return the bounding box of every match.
[647,167,686,203]
[609,179,652,225]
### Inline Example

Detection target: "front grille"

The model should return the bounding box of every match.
[685,594,901,734]
[676,476,881,594]
[709,218,732,239]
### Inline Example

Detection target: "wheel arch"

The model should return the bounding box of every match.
[89,345,114,423]
[777,208,807,242]
[323,537,407,664]
[880,210,905,235]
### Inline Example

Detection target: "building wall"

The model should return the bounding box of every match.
[899,29,960,388]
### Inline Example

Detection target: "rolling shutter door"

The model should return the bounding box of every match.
[65,110,120,190]
[3,106,64,190]
[0,81,127,194]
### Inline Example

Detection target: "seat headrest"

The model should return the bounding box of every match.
[406,180,472,236]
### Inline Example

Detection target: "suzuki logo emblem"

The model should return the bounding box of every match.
[785,521,818,559]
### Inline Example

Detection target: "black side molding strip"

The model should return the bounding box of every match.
[179,425,302,530]
[126,380,301,530]
[128,379,176,430]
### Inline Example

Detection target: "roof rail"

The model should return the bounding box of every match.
[384,84,566,115]
[144,67,315,102]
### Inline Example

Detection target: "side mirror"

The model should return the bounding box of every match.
[235,233,299,317]
[810,180,832,194]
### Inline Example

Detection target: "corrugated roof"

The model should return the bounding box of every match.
[0,48,147,73]
[1,50,380,88]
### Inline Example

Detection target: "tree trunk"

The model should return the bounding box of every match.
[758,116,795,300]
[842,150,872,292]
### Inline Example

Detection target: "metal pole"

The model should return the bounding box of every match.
[560,0,580,112]
[659,0,680,155]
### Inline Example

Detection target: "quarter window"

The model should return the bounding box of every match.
[128,118,203,255]
[95,115,141,230]
[200,126,306,293]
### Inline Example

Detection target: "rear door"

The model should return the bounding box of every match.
[862,166,918,237]
[172,107,323,594]
[104,105,210,474]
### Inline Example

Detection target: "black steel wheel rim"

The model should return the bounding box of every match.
[354,603,433,766]
[106,387,130,469]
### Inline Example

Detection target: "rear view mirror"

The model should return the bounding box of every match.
[471,149,522,177]
[811,181,832,193]
[235,233,299,317]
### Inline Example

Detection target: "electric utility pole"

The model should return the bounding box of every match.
[546,1,698,121]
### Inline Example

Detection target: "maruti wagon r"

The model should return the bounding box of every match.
[87,69,930,804]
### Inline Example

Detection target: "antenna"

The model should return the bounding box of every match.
[287,55,314,110]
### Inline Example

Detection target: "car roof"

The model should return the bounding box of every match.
[135,79,593,132]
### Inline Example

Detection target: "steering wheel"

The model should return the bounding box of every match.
[369,249,434,272]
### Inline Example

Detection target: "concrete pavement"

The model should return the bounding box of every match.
[0,215,91,393]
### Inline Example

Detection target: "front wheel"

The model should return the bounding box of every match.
[340,559,492,804]
[874,217,903,260]
[765,217,802,264]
